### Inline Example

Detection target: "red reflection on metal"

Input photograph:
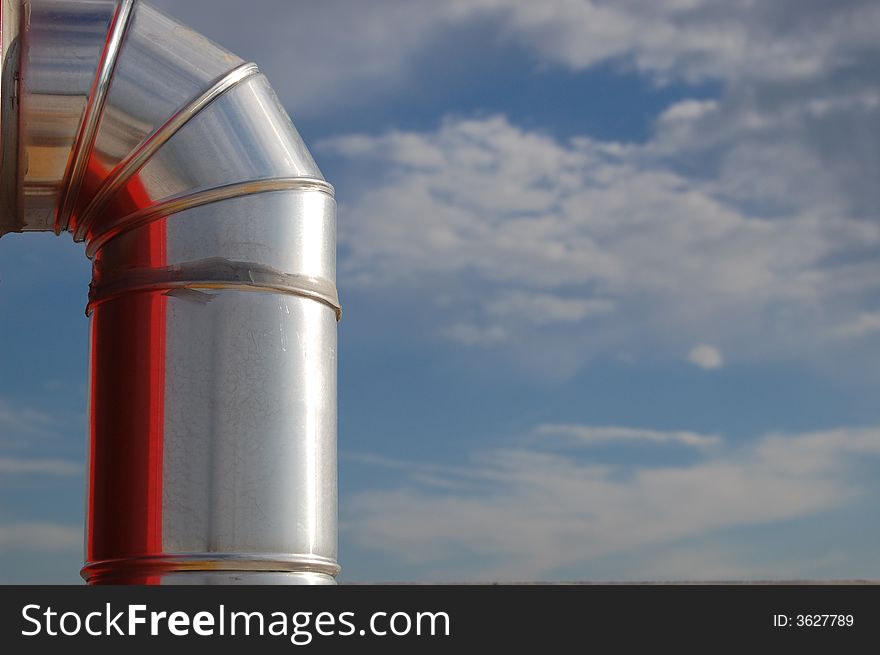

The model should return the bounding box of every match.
[85,160,166,584]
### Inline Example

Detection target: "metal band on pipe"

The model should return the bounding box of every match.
[88,258,342,320]
[55,0,136,234]
[85,176,335,258]
[74,62,262,241]
[81,553,342,584]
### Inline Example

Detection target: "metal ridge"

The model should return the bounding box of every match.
[87,258,342,320]
[74,61,262,242]
[85,176,335,258]
[55,0,136,234]
[81,553,342,583]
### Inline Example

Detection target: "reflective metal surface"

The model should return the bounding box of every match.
[75,61,261,238]
[55,0,134,234]
[0,0,21,223]
[0,0,339,584]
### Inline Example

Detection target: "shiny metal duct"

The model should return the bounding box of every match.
[0,0,339,584]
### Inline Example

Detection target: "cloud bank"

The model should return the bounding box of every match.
[347,425,880,580]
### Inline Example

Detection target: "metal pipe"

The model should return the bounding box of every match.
[0,0,340,584]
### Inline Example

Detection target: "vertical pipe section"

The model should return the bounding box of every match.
[1,0,340,584]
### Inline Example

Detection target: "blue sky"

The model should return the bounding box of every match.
[2,0,880,582]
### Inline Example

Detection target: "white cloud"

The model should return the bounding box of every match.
[487,292,615,327]
[146,2,880,377]
[151,1,880,115]
[658,99,720,124]
[0,399,82,449]
[148,0,460,118]
[346,426,880,580]
[687,344,724,370]
[0,401,58,436]
[0,458,80,476]
[830,312,880,340]
[325,114,880,374]
[535,424,721,449]
[615,545,853,582]
[446,0,880,84]
[442,323,508,346]
[0,523,82,553]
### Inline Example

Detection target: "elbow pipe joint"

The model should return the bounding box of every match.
[1,0,339,584]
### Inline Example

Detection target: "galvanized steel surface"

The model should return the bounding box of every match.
[0,0,339,584]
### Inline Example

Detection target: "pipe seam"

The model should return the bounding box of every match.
[81,553,342,583]
[85,176,335,258]
[55,0,136,234]
[74,61,262,242]
[88,258,342,319]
